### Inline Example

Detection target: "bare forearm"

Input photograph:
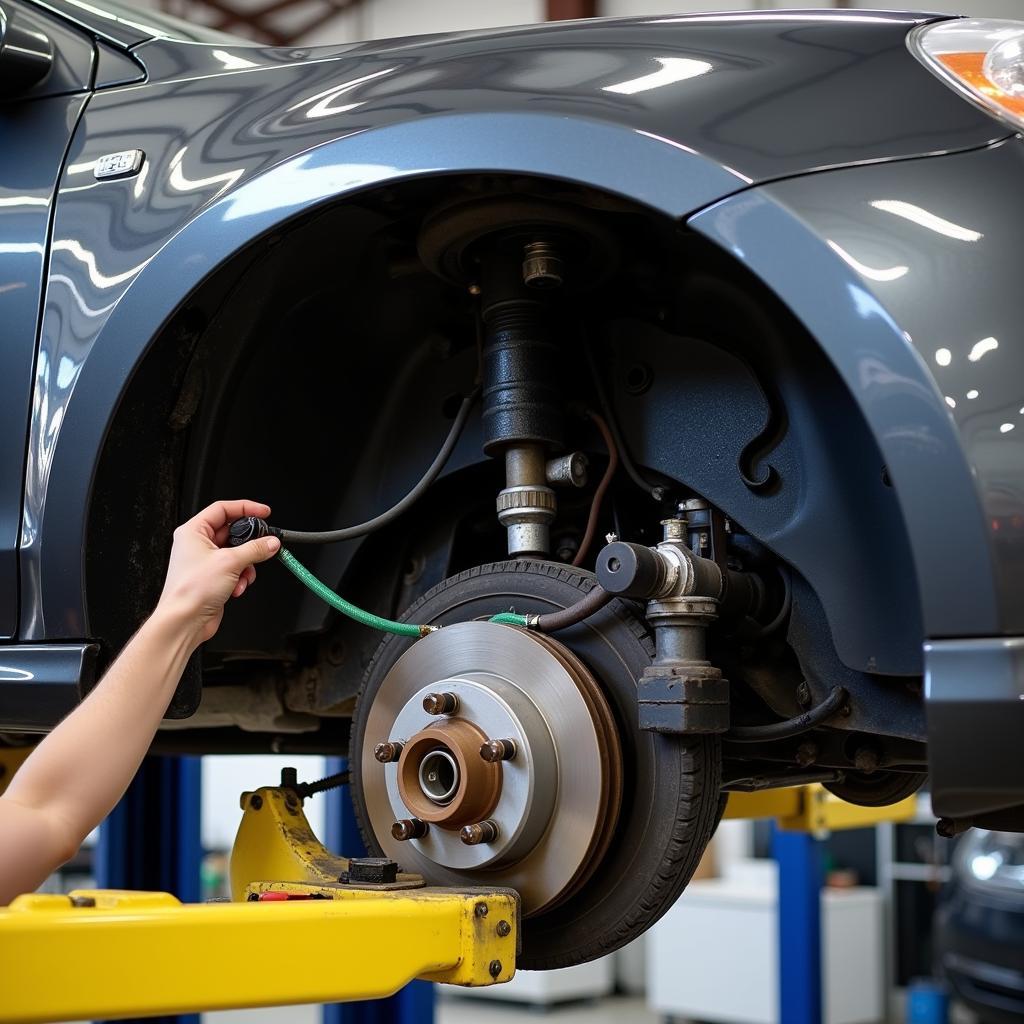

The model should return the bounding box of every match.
[3,606,200,851]
[0,499,277,904]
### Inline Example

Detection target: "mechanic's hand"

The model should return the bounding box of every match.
[157,499,281,645]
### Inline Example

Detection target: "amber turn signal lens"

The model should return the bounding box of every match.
[937,51,1024,119]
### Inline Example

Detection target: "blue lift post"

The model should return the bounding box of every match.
[773,825,825,1024]
[96,754,203,1024]
[323,757,436,1024]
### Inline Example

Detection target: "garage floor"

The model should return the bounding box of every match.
[204,994,658,1023]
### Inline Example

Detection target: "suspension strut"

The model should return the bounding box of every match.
[479,236,567,558]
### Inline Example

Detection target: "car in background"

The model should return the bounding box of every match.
[936,831,1024,1023]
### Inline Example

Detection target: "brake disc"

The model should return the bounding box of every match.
[351,560,722,970]
[359,621,621,914]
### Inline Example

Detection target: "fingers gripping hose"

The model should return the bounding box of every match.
[228,519,434,637]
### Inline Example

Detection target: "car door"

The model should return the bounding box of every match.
[0,0,94,638]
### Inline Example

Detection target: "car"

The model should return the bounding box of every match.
[2,0,1024,969]
[936,830,1024,1023]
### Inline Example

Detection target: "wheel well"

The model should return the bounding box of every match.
[86,173,923,741]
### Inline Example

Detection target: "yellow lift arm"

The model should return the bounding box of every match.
[0,746,916,1024]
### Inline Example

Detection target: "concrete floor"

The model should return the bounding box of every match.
[205,994,658,1023]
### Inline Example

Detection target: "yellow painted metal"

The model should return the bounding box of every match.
[0,747,32,797]
[0,782,518,1022]
[0,885,518,1023]
[724,784,917,832]
[229,786,421,900]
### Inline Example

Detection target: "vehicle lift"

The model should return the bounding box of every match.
[0,749,916,1024]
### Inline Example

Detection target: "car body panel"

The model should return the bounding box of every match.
[18,8,1009,645]
[690,139,1024,644]
[0,88,88,639]
[690,139,1024,817]
[7,2,94,98]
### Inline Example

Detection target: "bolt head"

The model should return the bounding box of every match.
[474,902,489,918]
[496,920,512,938]
[374,741,403,764]
[480,738,516,763]
[489,960,503,978]
[392,818,427,841]
[423,692,459,716]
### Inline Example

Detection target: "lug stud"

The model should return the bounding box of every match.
[374,741,403,764]
[392,818,428,841]
[461,820,499,846]
[479,738,517,763]
[423,692,459,715]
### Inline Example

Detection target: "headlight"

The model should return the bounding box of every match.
[955,830,1024,895]
[911,19,1024,132]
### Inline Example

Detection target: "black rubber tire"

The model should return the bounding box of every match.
[350,560,722,970]
[825,771,926,807]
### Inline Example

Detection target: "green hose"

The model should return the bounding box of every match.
[277,547,536,638]
[277,547,432,638]
[488,612,531,627]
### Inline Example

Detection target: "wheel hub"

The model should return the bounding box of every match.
[360,620,622,915]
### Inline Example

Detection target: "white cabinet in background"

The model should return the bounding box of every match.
[648,860,883,1024]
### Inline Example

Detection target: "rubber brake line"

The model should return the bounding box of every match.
[229,384,611,638]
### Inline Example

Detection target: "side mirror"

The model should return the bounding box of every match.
[0,5,53,97]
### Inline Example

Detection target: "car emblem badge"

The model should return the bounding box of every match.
[94,149,145,180]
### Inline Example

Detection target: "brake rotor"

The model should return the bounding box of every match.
[351,560,722,970]
[358,621,622,914]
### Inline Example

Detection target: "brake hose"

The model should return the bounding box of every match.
[276,546,434,638]
[274,386,480,546]
[226,384,616,638]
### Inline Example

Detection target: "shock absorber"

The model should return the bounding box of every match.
[480,235,565,557]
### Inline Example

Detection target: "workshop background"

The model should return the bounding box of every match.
[40,2,1022,1023]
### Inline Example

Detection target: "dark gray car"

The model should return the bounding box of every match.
[2,0,1023,966]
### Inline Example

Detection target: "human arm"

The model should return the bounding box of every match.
[0,499,281,905]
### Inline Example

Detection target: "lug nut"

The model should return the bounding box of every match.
[374,741,403,764]
[480,738,517,763]
[423,692,459,715]
[461,820,500,846]
[392,818,428,841]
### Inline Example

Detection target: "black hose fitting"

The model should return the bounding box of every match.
[228,516,282,547]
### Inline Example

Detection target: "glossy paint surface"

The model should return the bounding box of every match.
[0,93,85,639]
[17,9,1014,639]
[696,138,1024,639]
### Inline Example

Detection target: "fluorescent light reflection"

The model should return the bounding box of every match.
[935,347,952,367]
[968,336,999,362]
[826,240,908,282]
[967,390,980,400]
[871,200,983,242]
[604,57,712,95]
[945,396,957,408]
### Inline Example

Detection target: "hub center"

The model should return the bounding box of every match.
[418,748,459,804]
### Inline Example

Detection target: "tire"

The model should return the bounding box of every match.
[350,559,722,970]
[825,770,925,807]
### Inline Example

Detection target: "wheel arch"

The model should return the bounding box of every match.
[29,111,746,642]
[689,187,1000,643]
